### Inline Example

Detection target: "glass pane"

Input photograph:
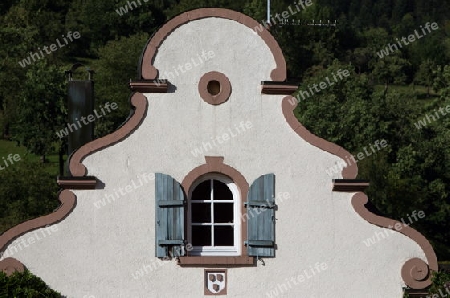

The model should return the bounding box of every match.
[192,180,211,201]
[213,203,234,223]
[191,203,211,223]
[214,226,234,246]
[213,179,232,200]
[192,226,212,246]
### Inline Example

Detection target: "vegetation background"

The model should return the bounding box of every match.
[0,0,449,294]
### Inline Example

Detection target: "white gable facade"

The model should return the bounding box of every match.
[0,8,437,298]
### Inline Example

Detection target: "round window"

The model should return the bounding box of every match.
[198,71,232,105]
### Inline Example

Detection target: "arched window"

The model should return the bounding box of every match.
[188,174,240,256]
[155,157,276,264]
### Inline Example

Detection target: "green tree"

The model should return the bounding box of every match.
[12,61,66,162]
[65,0,168,57]
[0,270,61,297]
[2,0,69,48]
[351,47,371,74]
[92,33,150,137]
[371,55,411,94]
[0,160,59,233]
[433,65,450,99]
[295,60,450,259]
[392,13,415,37]
[415,59,436,97]
[167,0,243,17]
[0,26,36,139]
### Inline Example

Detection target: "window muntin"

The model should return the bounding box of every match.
[188,175,240,256]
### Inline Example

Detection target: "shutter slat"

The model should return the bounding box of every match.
[155,173,185,258]
[246,174,275,257]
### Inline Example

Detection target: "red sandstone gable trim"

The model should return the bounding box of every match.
[0,190,76,275]
[282,95,437,289]
[352,192,438,289]
[139,8,286,81]
[281,96,358,179]
[70,92,147,176]
[0,258,25,276]
[1,94,147,274]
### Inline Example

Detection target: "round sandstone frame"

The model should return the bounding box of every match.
[198,71,232,105]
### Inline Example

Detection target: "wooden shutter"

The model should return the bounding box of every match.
[245,174,276,257]
[155,173,185,258]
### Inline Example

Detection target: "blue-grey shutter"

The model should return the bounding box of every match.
[155,173,185,258]
[245,174,276,257]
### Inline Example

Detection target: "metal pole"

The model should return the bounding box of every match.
[267,0,270,24]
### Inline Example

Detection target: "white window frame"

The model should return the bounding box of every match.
[187,174,241,256]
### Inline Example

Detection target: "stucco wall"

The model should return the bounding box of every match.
[1,17,427,297]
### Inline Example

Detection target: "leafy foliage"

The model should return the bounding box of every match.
[403,269,450,297]
[427,270,450,296]
[11,61,66,159]
[0,160,59,234]
[92,33,150,137]
[0,270,61,297]
[296,60,450,260]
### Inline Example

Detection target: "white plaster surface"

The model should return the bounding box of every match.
[1,17,428,297]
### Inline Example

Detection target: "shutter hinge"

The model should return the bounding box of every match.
[245,240,274,247]
[158,200,186,207]
[244,201,276,208]
[158,240,185,246]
